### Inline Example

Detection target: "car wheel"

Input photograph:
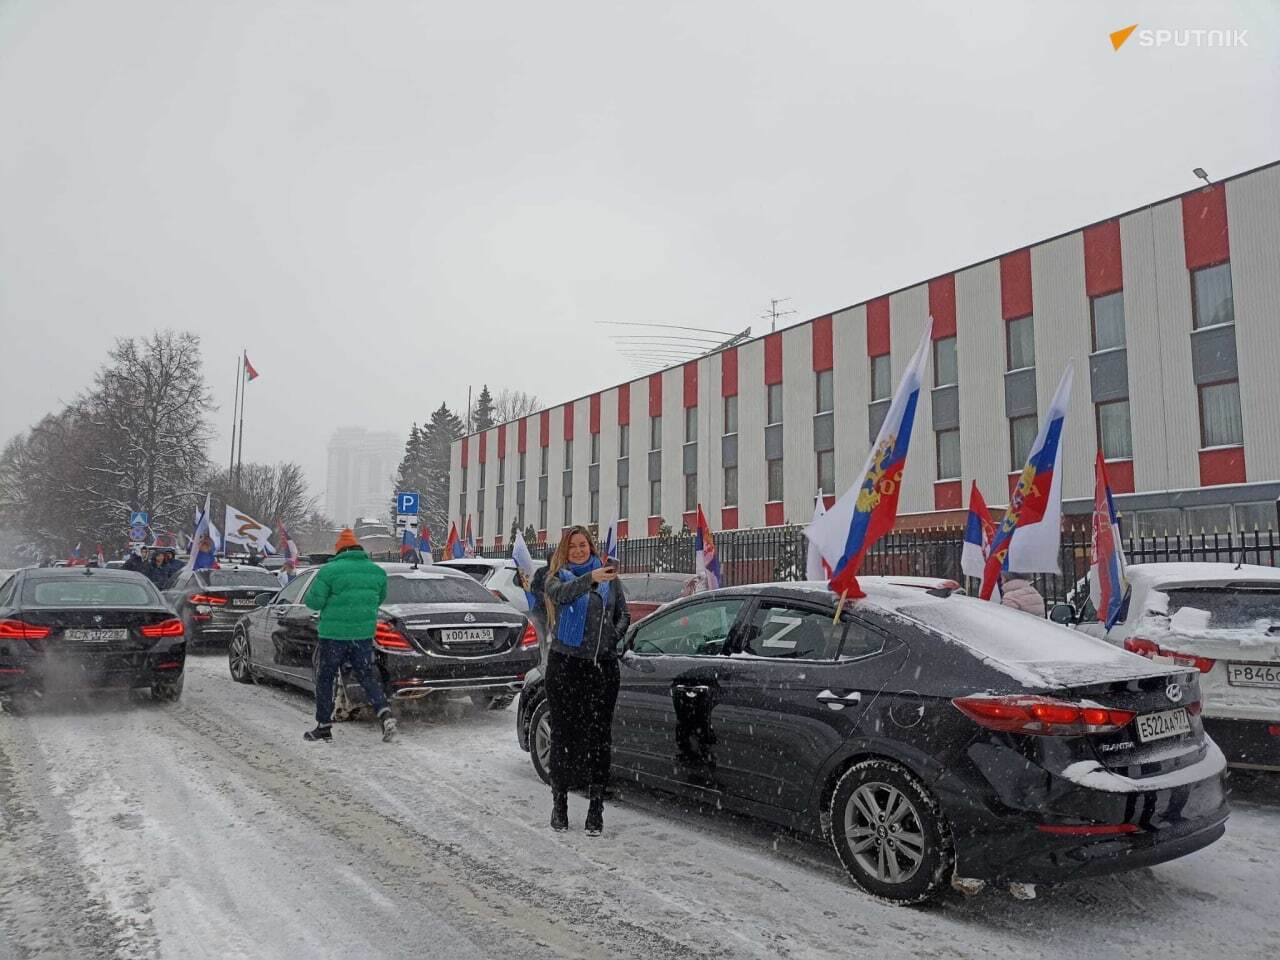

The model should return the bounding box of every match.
[228,631,255,684]
[150,674,185,703]
[829,759,952,905]
[470,692,516,711]
[1,695,36,716]
[529,698,552,785]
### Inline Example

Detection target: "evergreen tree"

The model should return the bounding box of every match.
[391,423,425,517]
[472,385,495,432]
[420,403,465,545]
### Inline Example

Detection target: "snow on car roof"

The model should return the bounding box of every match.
[1124,562,1280,587]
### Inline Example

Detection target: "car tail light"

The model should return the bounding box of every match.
[155,660,183,670]
[1124,636,1215,674]
[1186,701,1203,717]
[140,618,185,638]
[952,695,1137,736]
[0,619,52,640]
[1035,823,1140,836]
[520,622,539,648]
[190,593,227,606]
[1268,725,1280,737]
[374,622,413,651]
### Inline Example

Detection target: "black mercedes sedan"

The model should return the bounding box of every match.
[517,577,1229,903]
[163,565,285,646]
[228,562,538,713]
[0,566,186,710]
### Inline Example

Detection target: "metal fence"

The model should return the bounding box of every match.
[470,524,1280,606]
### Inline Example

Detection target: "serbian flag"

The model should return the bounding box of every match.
[276,521,298,561]
[600,516,619,563]
[95,544,106,567]
[243,354,260,381]
[980,365,1074,600]
[693,505,722,592]
[417,526,434,564]
[463,515,476,557]
[1089,452,1129,630]
[70,542,82,561]
[805,493,833,582]
[808,321,933,598]
[960,482,996,582]
[186,494,218,572]
[400,528,416,559]
[444,522,463,559]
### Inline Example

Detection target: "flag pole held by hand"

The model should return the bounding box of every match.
[833,589,849,624]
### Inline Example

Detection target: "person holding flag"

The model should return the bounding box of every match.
[512,529,547,645]
[805,493,832,582]
[807,321,933,604]
[693,506,722,593]
[960,482,997,596]
[187,495,219,573]
[1089,451,1129,630]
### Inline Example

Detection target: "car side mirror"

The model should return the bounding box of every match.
[1048,603,1074,625]
[255,591,275,608]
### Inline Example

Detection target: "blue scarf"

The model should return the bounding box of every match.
[554,556,611,648]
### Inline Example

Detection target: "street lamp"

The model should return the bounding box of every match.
[1193,167,1211,186]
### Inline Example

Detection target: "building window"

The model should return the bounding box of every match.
[518,451,526,480]
[767,459,784,502]
[816,449,835,495]
[478,508,484,539]
[564,493,572,523]
[933,337,958,387]
[1097,400,1133,460]
[618,482,629,517]
[684,406,697,443]
[1010,415,1038,468]
[589,489,599,524]
[684,472,697,512]
[1091,292,1125,351]
[590,432,600,465]
[936,429,961,480]
[723,466,738,507]
[1199,381,1244,447]
[618,424,629,456]
[459,493,467,519]
[563,440,573,471]
[496,501,504,538]
[497,456,505,486]
[461,466,468,492]
[649,415,662,451]
[540,446,548,476]
[1007,315,1035,370]
[538,496,547,530]
[1192,263,1234,329]
[723,395,738,434]
[870,355,891,401]
[649,479,661,515]
[478,462,486,488]
[767,384,783,425]
[815,370,834,414]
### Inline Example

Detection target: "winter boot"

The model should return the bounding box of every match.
[550,790,569,832]
[303,724,333,742]
[379,709,397,743]
[585,785,605,837]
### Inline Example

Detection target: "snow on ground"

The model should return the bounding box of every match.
[2,653,1279,960]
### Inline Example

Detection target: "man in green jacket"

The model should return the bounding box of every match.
[302,528,397,742]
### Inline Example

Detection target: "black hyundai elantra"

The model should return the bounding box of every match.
[228,562,538,713]
[0,566,186,710]
[516,577,1229,903]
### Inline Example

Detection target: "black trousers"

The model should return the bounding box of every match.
[545,650,620,792]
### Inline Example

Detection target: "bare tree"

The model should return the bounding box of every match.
[492,388,542,425]
[205,462,318,532]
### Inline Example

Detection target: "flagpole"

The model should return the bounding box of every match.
[235,349,246,490]
[229,353,242,475]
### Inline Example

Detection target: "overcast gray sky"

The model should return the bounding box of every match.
[1,0,1277,499]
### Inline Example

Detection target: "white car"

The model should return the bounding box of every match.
[1055,562,1280,771]
[433,557,546,613]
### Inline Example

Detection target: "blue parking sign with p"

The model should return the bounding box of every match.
[396,492,420,515]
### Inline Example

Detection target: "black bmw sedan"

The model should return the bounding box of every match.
[0,567,186,710]
[516,577,1229,903]
[163,565,286,646]
[228,562,539,713]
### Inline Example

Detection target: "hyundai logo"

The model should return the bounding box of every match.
[464,612,476,623]
[1165,682,1183,703]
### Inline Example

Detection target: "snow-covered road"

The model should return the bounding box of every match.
[2,654,1278,960]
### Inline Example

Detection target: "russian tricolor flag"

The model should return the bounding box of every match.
[694,505,721,592]
[807,321,933,599]
[980,365,1074,600]
[1089,452,1128,630]
[400,528,416,558]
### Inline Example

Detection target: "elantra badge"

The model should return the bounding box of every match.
[1165,683,1183,703]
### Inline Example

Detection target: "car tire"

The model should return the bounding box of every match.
[470,692,516,711]
[150,674,185,703]
[1,695,36,716]
[228,630,255,684]
[529,698,552,786]
[828,759,952,905]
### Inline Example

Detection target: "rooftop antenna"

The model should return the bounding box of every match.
[762,297,796,333]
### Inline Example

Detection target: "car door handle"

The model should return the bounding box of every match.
[673,683,711,698]
[817,689,861,709]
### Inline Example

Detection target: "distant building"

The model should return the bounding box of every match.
[325,428,403,526]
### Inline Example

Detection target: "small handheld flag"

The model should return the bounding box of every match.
[600,517,619,563]
[400,528,416,559]
[187,494,218,572]
[694,505,722,592]
[444,523,463,559]
[512,530,536,583]
[95,544,106,567]
[463,515,476,558]
[960,482,996,582]
[805,493,833,582]
[417,525,434,564]
[1089,452,1129,630]
[223,504,275,554]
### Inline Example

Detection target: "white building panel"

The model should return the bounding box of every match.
[955,261,1008,504]
[449,440,461,531]
[518,415,537,531]
[572,400,590,525]
[889,284,933,515]
[782,323,814,524]
[599,389,620,527]
[701,355,722,517]
[1120,208,1171,493]
[662,367,684,527]
[1030,233,1094,503]
[1226,166,1280,481]
[546,404,564,534]
[630,376,649,530]
[1150,199,1201,490]
[737,339,767,528]
[832,305,869,495]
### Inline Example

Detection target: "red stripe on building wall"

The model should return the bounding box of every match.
[867,297,891,357]
[461,436,469,466]
[683,361,698,407]
[765,502,785,527]
[497,424,506,458]
[477,433,486,464]
[517,418,528,454]
[539,410,549,447]
[933,480,962,511]
[1000,249,1033,320]
[618,382,630,425]
[589,394,600,434]
[721,347,738,396]
[1083,219,1124,297]
[1199,447,1246,487]
[1182,184,1230,270]
[812,315,833,371]
[1105,459,1135,494]
[721,507,738,531]
[928,276,957,339]
[563,403,575,440]
[764,333,783,385]
[649,373,663,417]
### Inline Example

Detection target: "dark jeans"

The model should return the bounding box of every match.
[545,650,620,792]
[314,638,389,725]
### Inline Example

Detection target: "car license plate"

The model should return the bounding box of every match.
[440,628,493,643]
[1226,662,1280,688]
[232,599,255,608]
[1136,708,1191,743]
[64,628,128,643]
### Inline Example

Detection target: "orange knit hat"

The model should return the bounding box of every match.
[334,528,360,552]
